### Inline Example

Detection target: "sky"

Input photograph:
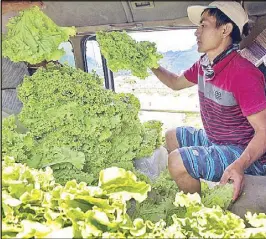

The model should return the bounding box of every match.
[129,29,197,52]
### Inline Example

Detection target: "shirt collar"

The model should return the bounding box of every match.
[200,44,239,80]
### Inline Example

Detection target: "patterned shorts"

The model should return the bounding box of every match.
[176,126,266,182]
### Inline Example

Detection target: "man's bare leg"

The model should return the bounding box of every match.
[168,149,200,194]
[165,128,200,193]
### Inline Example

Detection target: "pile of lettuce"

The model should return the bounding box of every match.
[2,6,76,64]
[96,31,163,79]
[2,156,151,238]
[2,63,162,185]
[131,172,235,225]
[131,169,182,225]
[3,156,266,239]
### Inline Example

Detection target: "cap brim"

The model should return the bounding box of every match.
[187,5,208,26]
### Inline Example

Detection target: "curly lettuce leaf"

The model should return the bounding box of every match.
[4,63,162,185]
[96,30,163,79]
[2,6,76,64]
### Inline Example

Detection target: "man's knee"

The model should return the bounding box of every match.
[168,149,201,194]
[165,128,180,153]
[168,149,187,177]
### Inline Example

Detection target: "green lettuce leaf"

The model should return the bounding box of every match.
[2,6,76,64]
[99,167,151,203]
[15,220,52,238]
[245,212,266,228]
[201,183,234,210]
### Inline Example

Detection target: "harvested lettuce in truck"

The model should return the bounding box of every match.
[131,170,183,225]
[2,6,76,64]
[201,182,234,210]
[3,156,265,239]
[96,30,163,79]
[2,156,151,239]
[135,120,163,159]
[2,63,163,185]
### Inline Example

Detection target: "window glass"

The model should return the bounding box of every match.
[113,29,203,132]
[85,40,105,77]
[58,41,75,67]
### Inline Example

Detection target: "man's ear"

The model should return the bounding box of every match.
[222,23,234,38]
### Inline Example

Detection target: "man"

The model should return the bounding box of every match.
[152,1,266,201]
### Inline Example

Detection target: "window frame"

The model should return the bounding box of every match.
[81,35,115,91]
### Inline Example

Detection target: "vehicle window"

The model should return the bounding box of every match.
[58,41,75,67]
[85,39,105,77]
[113,29,203,132]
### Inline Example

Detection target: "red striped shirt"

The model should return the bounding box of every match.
[184,51,266,164]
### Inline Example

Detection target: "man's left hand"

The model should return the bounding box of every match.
[220,161,245,202]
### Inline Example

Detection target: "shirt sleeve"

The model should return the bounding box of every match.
[183,60,200,84]
[233,67,266,117]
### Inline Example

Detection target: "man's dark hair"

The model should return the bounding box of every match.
[202,8,250,44]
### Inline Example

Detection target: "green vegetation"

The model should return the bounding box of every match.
[2,7,266,238]
[131,170,182,225]
[96,31,163,79]
[2,6,76,64]
[2,63,163,185]
[201,181,234,210]
[2,157,266,239]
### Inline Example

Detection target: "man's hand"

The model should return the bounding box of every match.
[220,161,245,202]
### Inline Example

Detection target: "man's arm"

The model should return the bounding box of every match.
[151,66,195,90]
[220,107,266,201]
[237,108,266,169]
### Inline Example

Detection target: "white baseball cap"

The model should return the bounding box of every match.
[187,1,249,34]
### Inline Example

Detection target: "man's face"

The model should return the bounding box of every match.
[194,11,224,53]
